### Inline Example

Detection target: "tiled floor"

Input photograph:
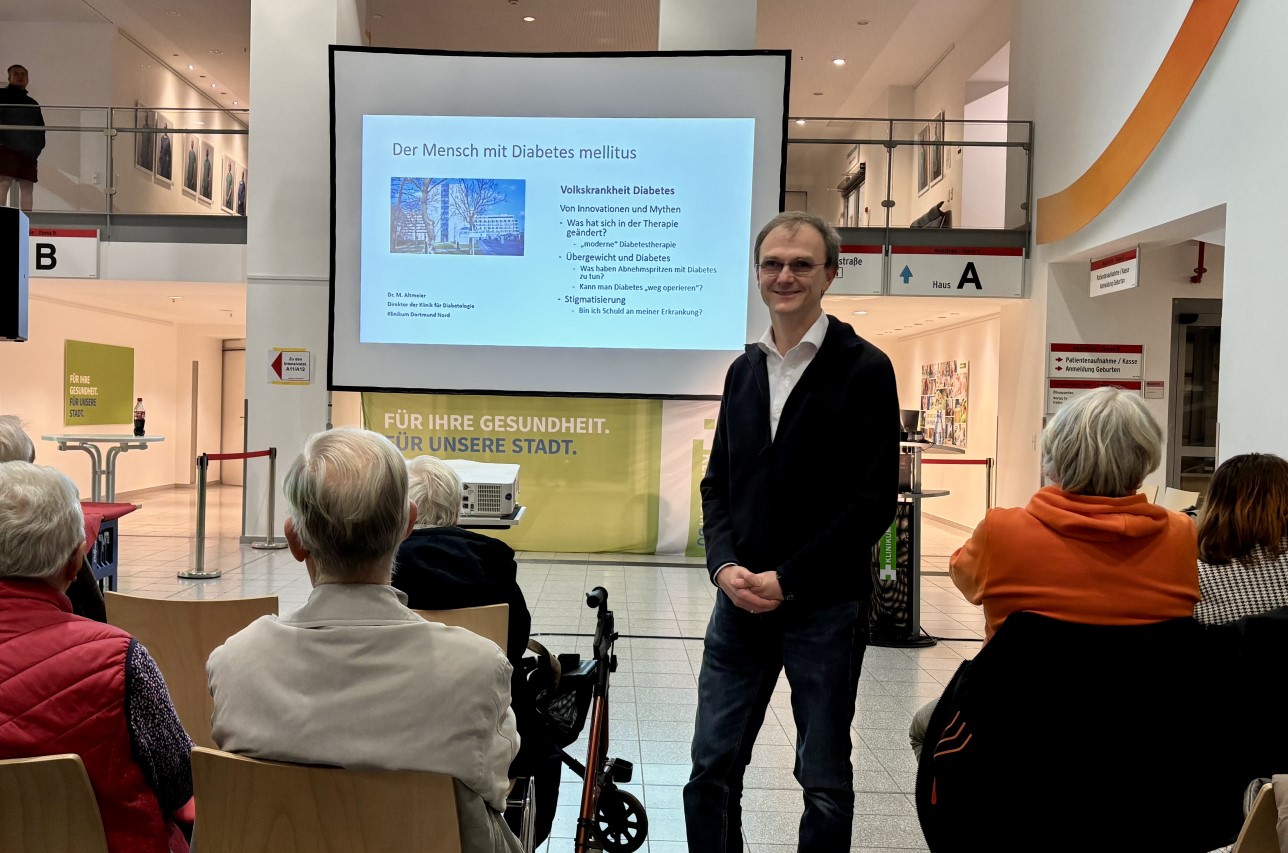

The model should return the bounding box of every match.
[113,484,984,852]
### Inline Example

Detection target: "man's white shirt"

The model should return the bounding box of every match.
[756,310,829,441]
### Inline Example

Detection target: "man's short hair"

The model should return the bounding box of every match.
[7,65,26,75]
[753,210,841,270]
[1041,387,1162,497]
[0,461,84,582]
[407,455,461,529]
[283,428,409,582]
[0,415,35,462]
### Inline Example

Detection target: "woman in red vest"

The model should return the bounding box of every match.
[0,461,193,853]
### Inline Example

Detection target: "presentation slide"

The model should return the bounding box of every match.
[360,115,754,351]
[329,49,788,397]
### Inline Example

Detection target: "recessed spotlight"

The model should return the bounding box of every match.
[172,53,180,57]
[232,101,238,106]
[832,58,846,66]
[209,49,224,55]
[168,295,183,301]
[165,9,180,15]
[523,15,535,21]
[372,12,383,19]
[852,310,868,316]
[199,74,206,78]
[195,121,205,126]
[795,119,806,126]
[187,64,195,70]
[857,19,870,25]
[220,92,227,95]
[813,91,823,96]
[211,83,216,88]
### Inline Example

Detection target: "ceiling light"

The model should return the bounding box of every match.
[795,119,806,126]
[832,58,846,66]
[209,49,224,55]
[187,64,195,70]
[195,121,205,126]
[523,15,535,21]
[857,19,870,25]
[372,13,383,19]
[813,91,823,96]
[232,101,238,106]
[220,91,227,95]
[211,83,217,88]
[199,74,206,78]
[168,295,183,301]
[852,310,868,316]
[165,9,180,15]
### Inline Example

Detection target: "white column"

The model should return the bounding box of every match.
[242,0,364,538]
[658,0,757,50]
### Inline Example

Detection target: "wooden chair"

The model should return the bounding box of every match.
[414,603,510,652]
[190,747,462,853]
[105,593,278,748]
[0,754,108,853]
[1232,781,1279,853]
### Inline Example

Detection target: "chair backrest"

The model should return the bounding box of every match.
[1155,485,1201,512]
[0,754,108,853]
[106,593,278,748]
[1232,782,1279,853]
[414,603,509,653]
[190,747,462,853]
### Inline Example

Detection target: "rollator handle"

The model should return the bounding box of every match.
[586,587,608,610]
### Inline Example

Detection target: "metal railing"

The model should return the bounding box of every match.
[0,105,249,216]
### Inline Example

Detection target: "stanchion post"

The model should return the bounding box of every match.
[251,446,288,551]
[178,454,223,580]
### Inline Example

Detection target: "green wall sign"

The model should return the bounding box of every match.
[65,340,134,426]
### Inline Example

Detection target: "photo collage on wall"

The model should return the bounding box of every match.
[919,359,969,448]
[136,101,245,215]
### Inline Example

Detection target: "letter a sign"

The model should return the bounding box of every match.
[888,246,1024,297]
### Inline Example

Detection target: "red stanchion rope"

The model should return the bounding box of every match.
[205,450,272,461]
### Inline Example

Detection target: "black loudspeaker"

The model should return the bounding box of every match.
[0,207,29,342]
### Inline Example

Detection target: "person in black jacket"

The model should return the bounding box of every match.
[684,211,900,853]
[0,65,45,212]
[393,454,558,846]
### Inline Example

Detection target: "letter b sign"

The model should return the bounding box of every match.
[35,242,56,271]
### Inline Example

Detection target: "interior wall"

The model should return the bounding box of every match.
[886,315,1000,530]
[176,335,225,483]
[1010,0,1279,469]
[1045,241,1224,486]
[0,22,116,212]
[111,34,249,216]
[0,295,225,497]
[903,0,1013,228]
[961,85,1008,227]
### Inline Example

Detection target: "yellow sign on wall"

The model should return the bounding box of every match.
[64,340,133,426]
[363,392,662,554]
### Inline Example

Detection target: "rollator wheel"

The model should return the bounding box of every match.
[594,787,648,853]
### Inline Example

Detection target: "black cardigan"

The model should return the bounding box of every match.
[700,314,899,603]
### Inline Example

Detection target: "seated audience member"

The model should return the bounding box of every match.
[395,455,559,846]
[1194,452,1288,625]
[207,429,521,853]
[910,387,1199,756]
[0,461,193,853]
[950,386,1199,640]
[0,414,105,621]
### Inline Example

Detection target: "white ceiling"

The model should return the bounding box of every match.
[31,279,245,333]
[825,294,1005,341]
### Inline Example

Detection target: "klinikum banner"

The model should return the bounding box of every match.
[363,393,662,553]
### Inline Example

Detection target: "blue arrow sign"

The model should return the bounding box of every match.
[899,265,913,284]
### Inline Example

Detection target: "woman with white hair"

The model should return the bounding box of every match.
[951,386,1198,640]
[0,461,193,853]
[393,455,559,846]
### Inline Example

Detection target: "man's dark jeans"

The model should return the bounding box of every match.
[684,593,869,852]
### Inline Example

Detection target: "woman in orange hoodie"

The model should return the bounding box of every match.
[910,387,1198,756]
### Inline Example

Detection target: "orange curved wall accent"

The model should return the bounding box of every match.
[1035,0,1240,245]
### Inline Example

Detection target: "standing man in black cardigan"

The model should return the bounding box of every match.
[684,211,899,852]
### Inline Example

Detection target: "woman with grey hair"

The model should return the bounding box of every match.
[950,386,1198,641]
[393,455,559,846]
[0,461,193,852]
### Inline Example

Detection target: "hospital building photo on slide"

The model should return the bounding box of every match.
[389,177,526,255]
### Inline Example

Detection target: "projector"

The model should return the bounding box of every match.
[443,459,520,519]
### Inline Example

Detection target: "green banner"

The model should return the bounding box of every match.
[64,340,134,426]
[685,418,715,558]
[363,393,662,554]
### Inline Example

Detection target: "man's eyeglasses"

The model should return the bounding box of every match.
[756,259,825,277]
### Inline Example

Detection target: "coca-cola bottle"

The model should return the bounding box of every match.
[133,397,146,437]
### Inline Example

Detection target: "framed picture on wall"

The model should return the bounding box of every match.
[235,163,247,216]
[134,102,156,175]
[181,135,200,198]
[153,114,174,188]
[917,110,946,195]
[219,154,237,213]
[198,141,215,206]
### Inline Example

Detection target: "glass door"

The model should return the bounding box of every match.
[1168,299,1221,501]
